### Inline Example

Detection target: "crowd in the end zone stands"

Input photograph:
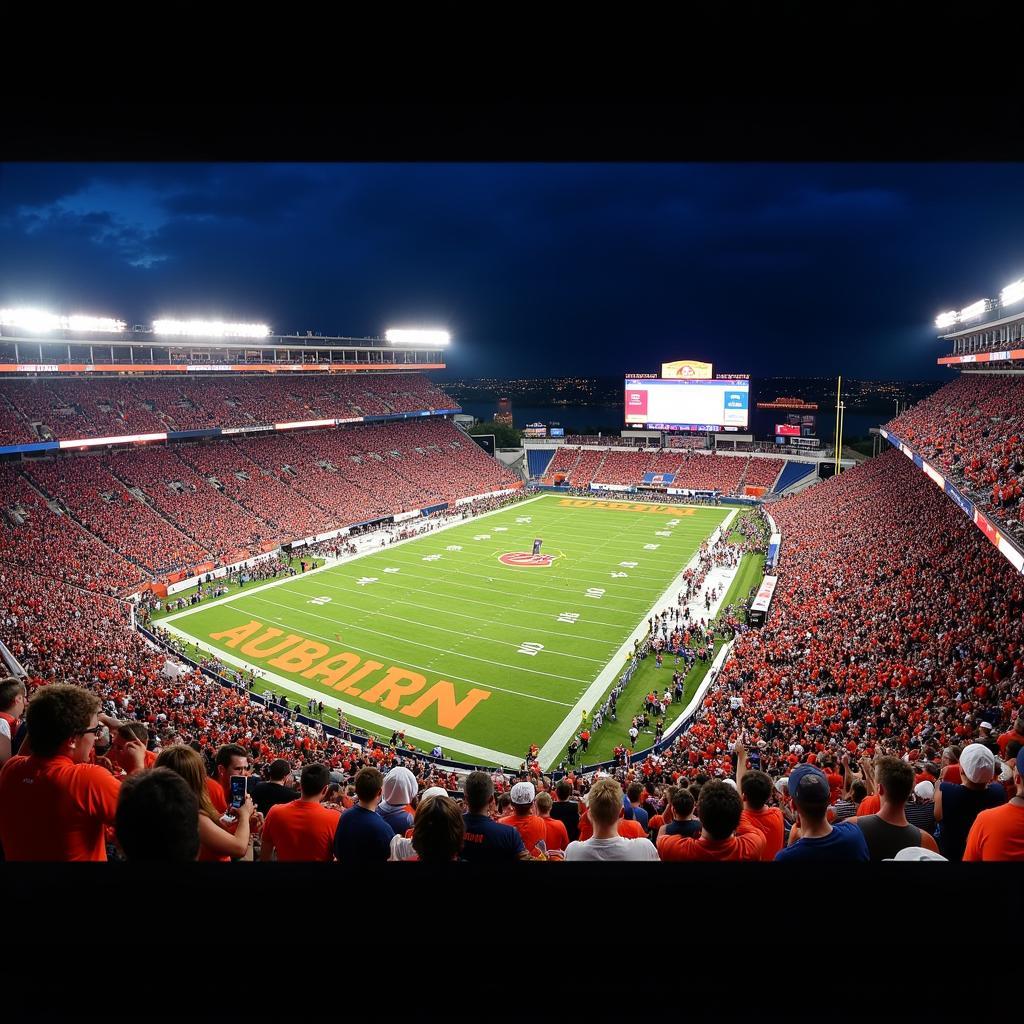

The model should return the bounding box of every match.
[2,446,1024,863]
[886,373,1024,541]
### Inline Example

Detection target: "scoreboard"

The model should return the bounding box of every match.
[625,377,750,431]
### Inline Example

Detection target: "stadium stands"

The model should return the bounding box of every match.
[739,456,785,491]
[0,372,456,444]
[886,373,1024,541]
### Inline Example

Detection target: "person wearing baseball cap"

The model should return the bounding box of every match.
[498,780,547,855]
[774,764,869,863]
[964,748,1024,861]
[935,743,1008,861]
[377,766,418,835]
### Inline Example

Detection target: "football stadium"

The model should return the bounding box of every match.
[2,166,1024,884]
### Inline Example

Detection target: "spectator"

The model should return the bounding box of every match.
[934,743,1007,862]
[775,766,870,863]
[156,745,255,861]
[964,748,1024,861]
[998,716,1024,758]
[535,791,570,853]
[564,777,660,861]
[659,786,702,840]
[105,720,157,774]
[905,781,937,836]
[0,676,27,766]
[411,796,466,863]
[658,780,765,861]
[389,786,449,862]
[625,783,650,831]
[333,766,394,863]
[852,756,940,861]
[250,758,299,817]
[0,684,145,861]
[499,781,548,855]
[210,743,252,817]
[378,765,418,835]
[260,763,339,862]
[736,740,784,860]
[549,779,579,843]
[833,780,868,823]
[115,767,201,862]
[461,771,528,863]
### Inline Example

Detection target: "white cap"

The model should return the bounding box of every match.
[913,781,934,800]
[980,721,994,731]
[959,743,996,785]
[886,847,948,862]
[722,778,738,789]
[421,786,448,801]
[774,777,789,794]
[510,781,536,805]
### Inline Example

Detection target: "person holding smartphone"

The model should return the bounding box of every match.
[156,745,256,861]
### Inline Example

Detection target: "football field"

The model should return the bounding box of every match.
[159,494,732,768]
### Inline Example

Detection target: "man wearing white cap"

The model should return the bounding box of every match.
[377,766,418,835]
[498,781,547,855]
[934,743,1007,861]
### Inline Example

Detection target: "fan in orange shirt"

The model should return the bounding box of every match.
[577,786,648,842]
[535,791,570,852]
[964,749,1024,861]
[657,781,765,862]
[0,684,146,861]
[735,741,784,860]
[499,781,548,854]
[261,763,340,861]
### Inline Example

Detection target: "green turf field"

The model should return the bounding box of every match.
[159,494,732,768]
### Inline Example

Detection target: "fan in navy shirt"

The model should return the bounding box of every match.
[460,770,528,862]
[935,744,1007,862]
[774,764,870,863]
[333,766,395,863]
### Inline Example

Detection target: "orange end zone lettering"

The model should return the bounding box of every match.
[399,681,491,729]
[209,620,263,648]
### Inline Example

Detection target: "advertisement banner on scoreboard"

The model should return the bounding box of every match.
[775,424,800,437]
[661,359,713,380]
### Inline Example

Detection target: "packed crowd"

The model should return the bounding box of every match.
[0,372,456,444]
[886,373,1024,540]
[3,436,1024,861]
[4,417,519,581]
[539,445,782,495]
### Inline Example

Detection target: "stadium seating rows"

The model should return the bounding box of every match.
[886,373,1024,542]
[0,372,455,444]
[4,417,519,581]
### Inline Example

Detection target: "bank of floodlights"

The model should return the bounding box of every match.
[1001,278,1024,307]
[152,319,270,338]
[385,328,451,346]
[0,308,126,333]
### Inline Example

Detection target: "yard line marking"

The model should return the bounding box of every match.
[301,579,622,645]
[209,604,579,705]
[237,599,592,687]
[254,592,610,665]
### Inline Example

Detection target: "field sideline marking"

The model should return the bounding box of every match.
[156,621,524,769]
[536,507,739,768]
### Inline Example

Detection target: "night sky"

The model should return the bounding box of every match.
[2,162,1023,381]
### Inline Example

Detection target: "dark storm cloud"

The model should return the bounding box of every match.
[2,162,1022,379]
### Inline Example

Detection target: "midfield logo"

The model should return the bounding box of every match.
[498,551,558,567]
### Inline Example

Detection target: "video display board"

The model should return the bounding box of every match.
[624,377,749,430]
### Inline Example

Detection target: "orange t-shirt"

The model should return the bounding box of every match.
[541,816,570,852]
[499,813,548,853]
[577,809,648,842]
[963,802,1024,862]
[940,764,962,784]
[997,731,1024,756]
[856,793,881,816]
[262,799,341,861]
[0,754,121,861]
[657,820,766,861]
[740,805,785,861]
[207,776,228,815]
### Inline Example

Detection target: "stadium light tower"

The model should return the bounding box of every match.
[152,319,270,338]
[1001,279,1024,307]
[0,308,126,333]
[384,328,451,346]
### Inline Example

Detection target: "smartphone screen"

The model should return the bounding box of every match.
[229,775,247,809]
